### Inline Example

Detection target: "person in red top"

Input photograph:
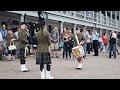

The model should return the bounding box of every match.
[102,32,108,55]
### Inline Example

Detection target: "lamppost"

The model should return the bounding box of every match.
[45,12,48,30]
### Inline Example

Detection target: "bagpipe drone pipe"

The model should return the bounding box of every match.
[24,11,46,44]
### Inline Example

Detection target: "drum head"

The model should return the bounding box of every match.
[72,46,82,50]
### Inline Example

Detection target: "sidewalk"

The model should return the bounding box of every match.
[0,48,120,79]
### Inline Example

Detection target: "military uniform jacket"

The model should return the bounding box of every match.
[74,33,86,46]
[18,30,29,49]
[35,29,51,53]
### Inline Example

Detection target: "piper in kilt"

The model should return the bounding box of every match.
[74,28,86,70]
[35,19,54,79]
[18,22,30,72]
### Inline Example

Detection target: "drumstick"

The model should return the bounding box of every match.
[75,34,79,45]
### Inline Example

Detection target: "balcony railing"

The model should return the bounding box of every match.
[53,11,120,29]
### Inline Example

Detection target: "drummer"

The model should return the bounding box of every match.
[74,28,86,70]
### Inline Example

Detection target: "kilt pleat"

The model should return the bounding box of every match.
[36,52,51,65]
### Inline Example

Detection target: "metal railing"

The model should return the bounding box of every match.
[54,11,120,29]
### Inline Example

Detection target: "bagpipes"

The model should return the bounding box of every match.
[19,11,46,57]
[23,11,46,44]
[37,11,46,29]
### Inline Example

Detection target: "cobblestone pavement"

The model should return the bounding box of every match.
[0,48,120,79]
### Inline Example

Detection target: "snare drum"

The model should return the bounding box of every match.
[72,45,84,58]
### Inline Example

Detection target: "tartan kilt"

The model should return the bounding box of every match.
[36,52,51,65]
[18,48,25,60]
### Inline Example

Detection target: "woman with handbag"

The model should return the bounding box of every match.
[6,29,17,61]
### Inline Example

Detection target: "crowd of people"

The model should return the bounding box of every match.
[0,22,120,79]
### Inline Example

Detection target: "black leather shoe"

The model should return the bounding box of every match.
[26,69,30,72]
[21,69,30,72]
[51,56,54,58]
[76,68,81,70]
[83,56,86,59]
[21,70,28,72]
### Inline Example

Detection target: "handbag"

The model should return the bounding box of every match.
[58,41,64,48]
[8,41,17,51]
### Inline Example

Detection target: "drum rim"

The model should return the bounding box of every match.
[72,46,83,49]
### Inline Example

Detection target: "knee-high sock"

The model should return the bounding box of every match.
[46,64,51,71]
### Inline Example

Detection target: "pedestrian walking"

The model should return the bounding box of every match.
[109,31,117,59]
[92,30,99,56]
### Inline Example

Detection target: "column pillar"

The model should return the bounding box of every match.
[111,11,113,26]
[74,11,76,17]
[59,21,64,52]
[73,24,76,35]
[92,27,94,34]
[100,11,102,23]
[99,28,102,36]
[115,11,117,20]
[60,21,64,34]
[115,11,117,27]
[105,11,108,25]
[84,11,86,20]
[119,11,120,21]
[20,14,24,22]
[93,11,94,21]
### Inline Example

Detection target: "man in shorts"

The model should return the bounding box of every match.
[50,27,59,58]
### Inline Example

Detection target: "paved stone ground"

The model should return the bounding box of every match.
[0,48,120,79]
